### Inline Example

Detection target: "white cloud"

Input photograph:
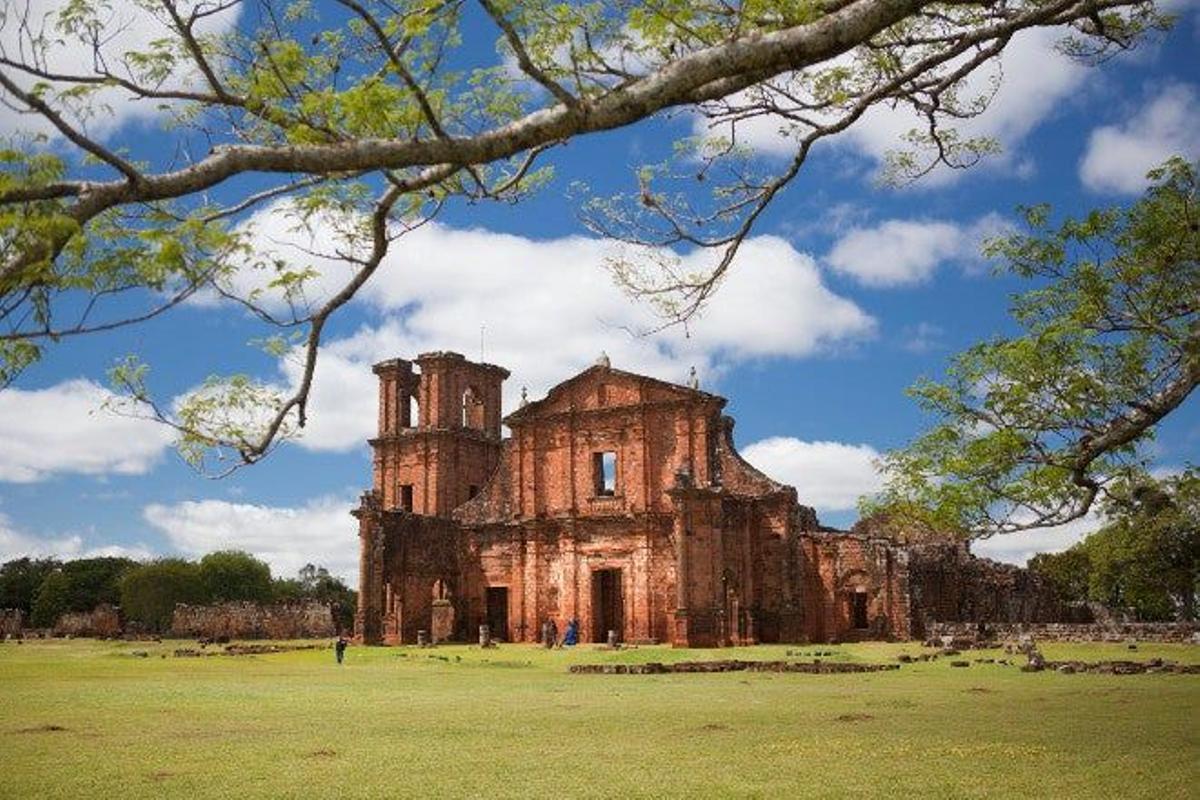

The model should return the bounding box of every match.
[201,210,877,452]
[899,322,945,354]
[0,0,241,139]
[697,29,1086,185]
[0,378,174,482]
[971,512,1101,566]
[142,495,358,582]
[740,437,883,513]
[1079,83,1200,194]
[825,213,1007,287]
[826,220,962,287]
[0,510,154,562]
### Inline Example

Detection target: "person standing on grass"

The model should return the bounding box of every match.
[562,618,578,647]
[335,635,348,665]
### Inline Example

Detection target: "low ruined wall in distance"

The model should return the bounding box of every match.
[171,601,335,640]
[1,608,24,636]
[54,604,123,637]
[927,621,1199,644]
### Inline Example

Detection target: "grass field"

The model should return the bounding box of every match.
[1,639,1197,799]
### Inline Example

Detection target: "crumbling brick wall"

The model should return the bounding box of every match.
[171,601,335,639]
[1,608,24,636]
[906,543,1068,638]
[801,533,912,643]
[54,604,122,637]
[927,620,1198,643]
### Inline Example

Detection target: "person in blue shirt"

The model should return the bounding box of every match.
[562,618,579,647]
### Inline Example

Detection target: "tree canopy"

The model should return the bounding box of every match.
[118,557,207,631]
[28,555,137,625]
[198,549,273,602]
[0,0,1169,473]
[0,556,60,613]
[873,158,1199,536]
[1029,469,1199,620]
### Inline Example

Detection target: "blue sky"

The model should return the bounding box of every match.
[0,1,1198,580]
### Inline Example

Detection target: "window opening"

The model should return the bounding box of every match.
[593,451,616,496]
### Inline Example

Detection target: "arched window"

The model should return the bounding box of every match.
[407,394,420,428]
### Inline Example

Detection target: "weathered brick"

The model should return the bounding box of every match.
[353,353,1083,646]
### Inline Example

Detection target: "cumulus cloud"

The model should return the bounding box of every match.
[0,510,154,562]
[142,495,359,582]
[971,512,1102,566]
[825,213,1007,287]
[199,209,877,452]
[695,29,1086,185]
[740,437,884,513]
[0,0,241,139]
[0,378,174,482]
[1079,83,1200,194]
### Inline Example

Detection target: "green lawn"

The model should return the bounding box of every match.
[1,639,1197,799]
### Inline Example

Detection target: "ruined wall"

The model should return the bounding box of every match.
[371,353,507,518]
[476,367,728,521]
[1,608,25,636]
[460,516,677,645]
[906,543,1066,638]
[801,533,912,643]
[356,510,462,645]
[373,430,502,516]
[171,601,335,640]
[926,620,1199,643]
[54,604,122,637]
[357,352,1097,649]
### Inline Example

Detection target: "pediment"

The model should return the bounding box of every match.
[505,365,721,424]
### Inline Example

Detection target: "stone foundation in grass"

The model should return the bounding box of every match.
[569,660,901,675]
[925,621,1198,645]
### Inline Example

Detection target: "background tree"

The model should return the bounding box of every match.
[119,558,207,632]
[25,556,137,626]
[0,0,1168,472]
[29,569,70,627]
[1028,548,1091,603]
[874,159,1198,536]
[1086,471,1198,620]
[58,556,139,610]
[198,550,273,603]
[1029,471,1198,620]
[0,556,61,613]
[296,563,356,632]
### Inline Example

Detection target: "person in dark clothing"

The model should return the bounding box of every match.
[562,618,579,647]
[335,636,348,664]
[545,618,559,648]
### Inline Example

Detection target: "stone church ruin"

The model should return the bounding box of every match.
[353,351,1073,646]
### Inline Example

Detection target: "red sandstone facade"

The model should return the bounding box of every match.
[354,353,1065,646]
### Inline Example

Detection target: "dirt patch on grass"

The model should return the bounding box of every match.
[307,748,337,758]
[966,687,995,694]
[15,724,68,734]
[698,723,729,732]
[834,713,874,723]
[148,771,174,782]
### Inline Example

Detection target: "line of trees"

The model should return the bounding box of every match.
[1029,471,1199,622]
[0,552,356,632]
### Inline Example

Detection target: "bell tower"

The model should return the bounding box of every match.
[370,351,508,517]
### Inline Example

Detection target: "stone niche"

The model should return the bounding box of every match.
[431,600,455,643]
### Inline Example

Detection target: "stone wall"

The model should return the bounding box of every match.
[801,533,912,643]
[927,620,1199,643]
[54,604,122,637]
[1,608,24,636]
[905,542,1071,638]
[171,601,335,640]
